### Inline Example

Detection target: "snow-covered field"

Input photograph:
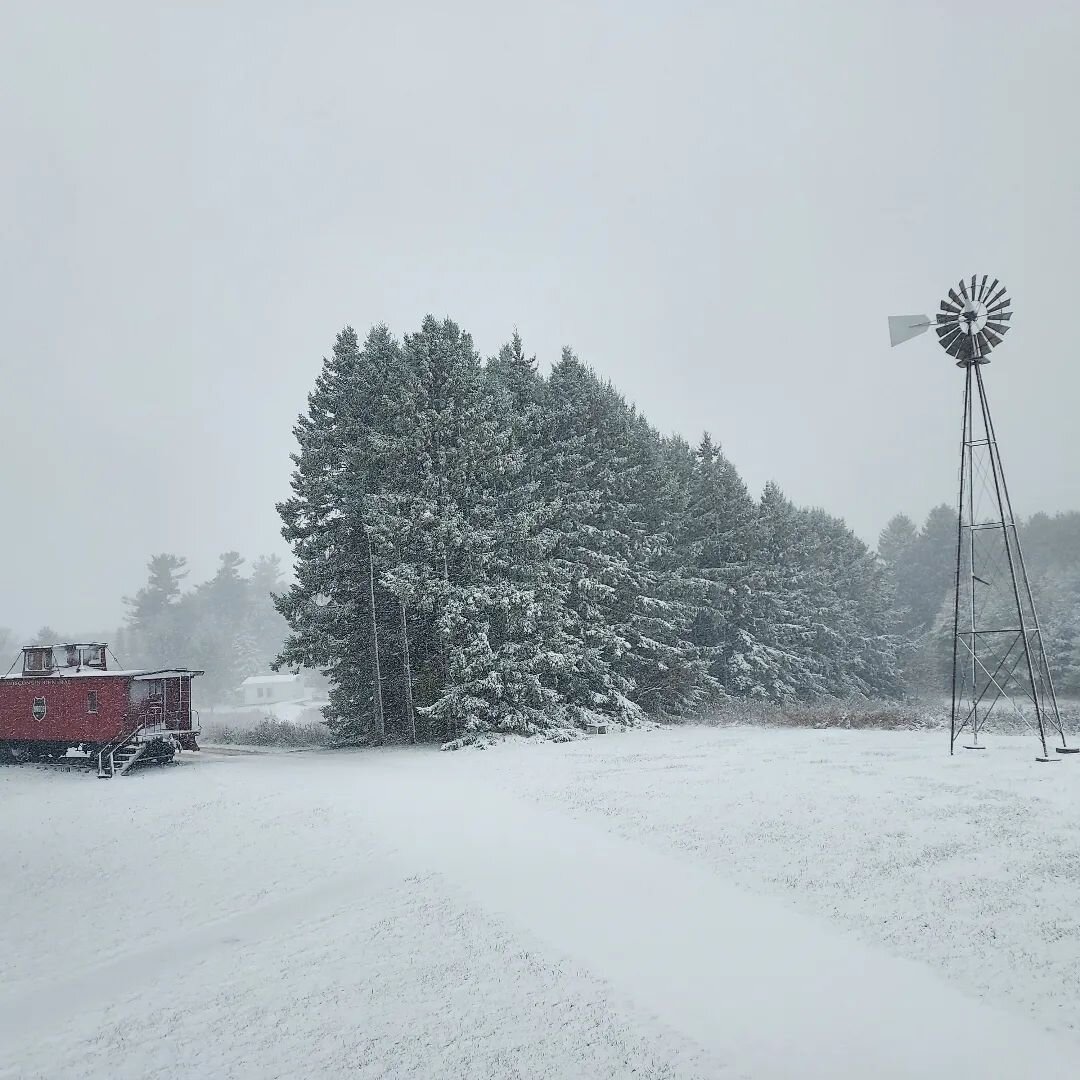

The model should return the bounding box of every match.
[3,727,1080,1079]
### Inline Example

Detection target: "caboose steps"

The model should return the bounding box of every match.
[97,737,169,778]
[113,742,145,776]
[96,724,175,776]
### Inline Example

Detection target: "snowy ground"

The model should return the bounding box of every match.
[3,728,1080,1079]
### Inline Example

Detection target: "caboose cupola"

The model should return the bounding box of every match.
[21,643,108,676]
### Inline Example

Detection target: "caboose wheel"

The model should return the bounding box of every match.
[146,739,177,765]
[25,744,62,762]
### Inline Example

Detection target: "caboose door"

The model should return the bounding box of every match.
[146,678,164,734]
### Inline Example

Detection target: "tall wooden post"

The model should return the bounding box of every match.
[441,548,453,741]
[367,533,385,745]
[400,601,416,744]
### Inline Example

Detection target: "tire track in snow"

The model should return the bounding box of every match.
[348,758,1080,1080]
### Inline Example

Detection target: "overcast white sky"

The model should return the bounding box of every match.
[2,1,1078,637]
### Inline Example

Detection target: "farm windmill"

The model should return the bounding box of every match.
[889,276,1075,761]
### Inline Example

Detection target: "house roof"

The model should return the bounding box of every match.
[240,673,302,687]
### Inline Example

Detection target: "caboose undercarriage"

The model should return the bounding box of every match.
[1,731,194,776]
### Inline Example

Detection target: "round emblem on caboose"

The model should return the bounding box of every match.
[32,696,47,721]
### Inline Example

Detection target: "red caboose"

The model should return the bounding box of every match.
[0,643,203,777]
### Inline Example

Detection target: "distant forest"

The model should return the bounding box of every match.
[879,508,1080,697]
[116,553,290,702]
[9,554,290,704]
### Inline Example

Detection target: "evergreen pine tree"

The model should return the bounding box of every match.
[682,434,774,698]
[123,554,189,668]
[375,319,574,742]
[248,555,290,668]
[909,505,958,631]
[536,353,714,721]
[188,552,252,701]
[276,325,395,740]
[616,415,715,715]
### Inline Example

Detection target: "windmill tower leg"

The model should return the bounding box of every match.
[950,364,972,755]
[951,363,987,753]
[950,361,1071,761]
[964,363,983,750]
[974,366,1075,758]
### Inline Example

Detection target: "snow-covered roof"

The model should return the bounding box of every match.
[1,667,203,682]
[241,673,303,687]
[1,667,137,681]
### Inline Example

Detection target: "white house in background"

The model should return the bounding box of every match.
[239,672,306,707]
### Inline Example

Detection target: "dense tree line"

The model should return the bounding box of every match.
[276,319,904,745]
[878,508,1080,695]
[119,552,290,702]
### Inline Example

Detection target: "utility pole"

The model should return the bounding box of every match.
[400,601,416,744]
[367,532,385,744]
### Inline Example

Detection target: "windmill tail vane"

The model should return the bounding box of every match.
[887,315,932,347]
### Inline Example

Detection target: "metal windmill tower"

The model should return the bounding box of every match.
[889,276,1075,761]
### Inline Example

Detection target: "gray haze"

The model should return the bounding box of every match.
[2,1,1078,638]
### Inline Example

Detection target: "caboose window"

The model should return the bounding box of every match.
[88,691,99,714]
[81,645,105,669]
[147,680,164,700]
